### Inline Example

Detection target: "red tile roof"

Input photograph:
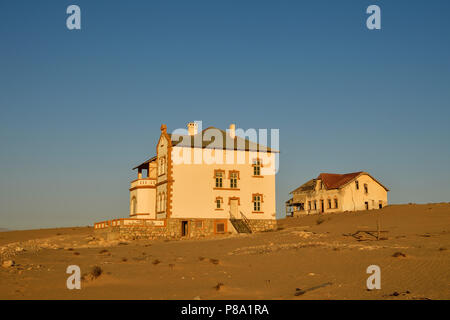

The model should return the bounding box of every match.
[317,172,363,189]
[290,171,389,194]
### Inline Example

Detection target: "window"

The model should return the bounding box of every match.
[328,199,332,209]
[334,198,338,209]
[195,221,203,228]
[229,171,239,188]
[355,180,359,190]
[308,201,311,210]
[131,197,137,215]
[215,197,223,210]
[162,192,166,211]
[253,159,262,176]
[157,193,161,212]
[215,170,224,188]
[314,200,317,210]
[159,156,166,175]
[216,223,225,233]
[364,184,368,194]
[158,192,165,212]
[252,194,263,212]
[365,201,369,210]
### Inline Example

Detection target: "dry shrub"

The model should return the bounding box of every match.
[392,252,406,258]
[214,282,224,291]
[91,266,103,278]
[82,266,103,281]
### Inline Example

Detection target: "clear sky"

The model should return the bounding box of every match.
[1,0,449,230]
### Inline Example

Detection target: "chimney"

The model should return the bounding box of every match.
[229,123,236,139]
[187,122,198,136]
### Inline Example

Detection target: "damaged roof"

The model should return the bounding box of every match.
[290,171,389,193]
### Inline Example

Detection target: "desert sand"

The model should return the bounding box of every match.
[1,203,449,300]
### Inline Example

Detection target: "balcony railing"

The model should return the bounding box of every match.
[94,218,165,229]
[130,178,156,189]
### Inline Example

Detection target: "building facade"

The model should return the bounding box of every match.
[95,122,278,239]
[286,172,389,217]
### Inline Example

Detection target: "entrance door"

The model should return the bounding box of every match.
[181,221,189,237]
[230,199,240,219]
[320,200,324,213]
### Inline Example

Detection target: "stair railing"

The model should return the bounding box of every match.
[239,211,252,233]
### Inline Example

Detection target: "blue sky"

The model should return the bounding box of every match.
[1,0,449,229]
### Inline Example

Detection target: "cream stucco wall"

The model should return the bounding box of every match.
[129,186,156,219]
[170,147,277,221]
[339,174,388,211]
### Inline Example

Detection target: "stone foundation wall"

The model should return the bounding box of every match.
[95,218,278,240]
[247,219,278,232]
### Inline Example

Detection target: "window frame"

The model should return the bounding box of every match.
[252,193,264,213]
[215,196,224,210]
[252,158,263,177]
[214,169,225,188]
[229,170,240,189]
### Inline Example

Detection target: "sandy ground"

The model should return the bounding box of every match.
[1,203,449,300]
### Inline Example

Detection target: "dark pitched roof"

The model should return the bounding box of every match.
[132,156,157,170]
[132,126,278,170]
[168,127,278,153]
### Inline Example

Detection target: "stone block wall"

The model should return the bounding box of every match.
[94,218,278,240]
[247,219,278,232]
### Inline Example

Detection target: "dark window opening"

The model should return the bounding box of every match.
[181,221,188,237]
[216,223,225,233]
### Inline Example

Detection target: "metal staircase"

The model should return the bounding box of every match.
[229,211,252,234]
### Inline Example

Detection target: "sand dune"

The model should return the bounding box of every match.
[1,203,449,300]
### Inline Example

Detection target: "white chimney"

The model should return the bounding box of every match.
[187,122,198,136]
[229,123,236,139]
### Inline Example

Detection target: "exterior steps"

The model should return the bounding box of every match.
[230,218,252,234]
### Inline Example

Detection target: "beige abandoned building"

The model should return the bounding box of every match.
[95,122,279,239]
[286,172,389,217]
